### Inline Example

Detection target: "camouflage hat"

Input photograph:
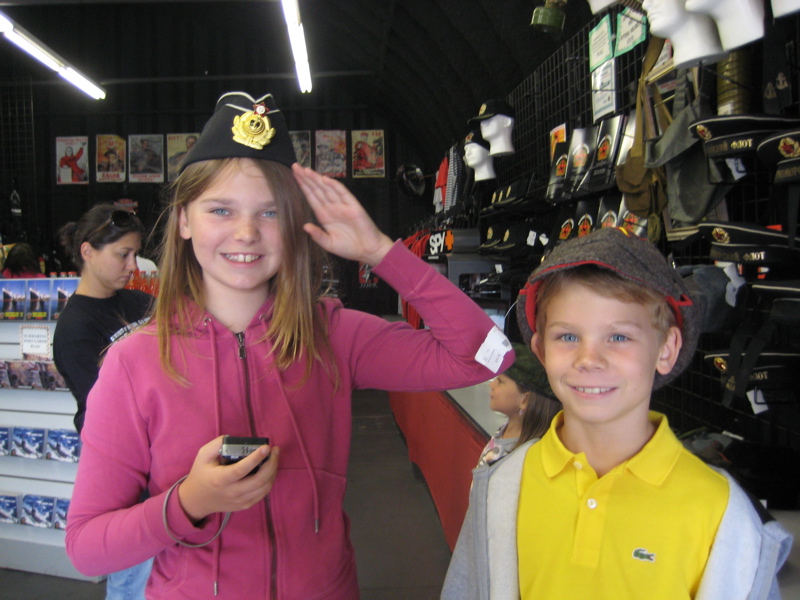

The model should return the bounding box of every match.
[516,227,704,389]
[180,91,296,173]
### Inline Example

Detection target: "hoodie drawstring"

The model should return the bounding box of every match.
[206,319,223,595]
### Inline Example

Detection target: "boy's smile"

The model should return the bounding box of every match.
[532,281,680,435]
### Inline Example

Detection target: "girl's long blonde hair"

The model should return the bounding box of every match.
[153,158,336,384]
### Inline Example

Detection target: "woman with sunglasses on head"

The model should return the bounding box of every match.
[53,203,154,600]
[53,203,153,434]
[64,92,514,599]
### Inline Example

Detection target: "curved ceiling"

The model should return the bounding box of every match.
[0,0,595,170]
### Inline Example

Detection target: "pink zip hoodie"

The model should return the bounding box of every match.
[66,241,514,599]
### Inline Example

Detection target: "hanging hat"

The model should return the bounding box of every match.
[469,99,516,122]
[180,91,296,173]
[516,227,704,389]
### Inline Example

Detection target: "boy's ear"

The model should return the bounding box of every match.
[530,333,545,363]
[655,326,682,376]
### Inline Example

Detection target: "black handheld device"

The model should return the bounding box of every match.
[219,436,270,474]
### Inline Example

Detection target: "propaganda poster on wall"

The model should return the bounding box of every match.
[56,137,89,185]
[166,133,199,182]
[290,131,312,168]
[314,130,347,178]
[352,130,385,178]
[96,134,126,183]
[128,134,164,183]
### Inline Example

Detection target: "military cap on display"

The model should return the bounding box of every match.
[688,115,800,159]
[696,220,800,275]
[516,227,704,389]
[180,92,296,173]
[464,125,490,149]
[757,128,800,182]
[505,342,556,400]
[469,99,516,122]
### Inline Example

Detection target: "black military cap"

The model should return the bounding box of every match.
[757,128,800,184]
[180,91,296,173]
[464,125,490,149]
[689,115,800,159]
[470,99,516,122]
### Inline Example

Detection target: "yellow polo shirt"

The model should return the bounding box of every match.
[518,412,729,600]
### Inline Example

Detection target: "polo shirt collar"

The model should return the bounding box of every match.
[540,411,683,486]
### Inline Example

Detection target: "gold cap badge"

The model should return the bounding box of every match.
[232,102,276,150]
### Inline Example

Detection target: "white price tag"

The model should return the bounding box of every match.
[746,389,769,414]
[475,326,512,373]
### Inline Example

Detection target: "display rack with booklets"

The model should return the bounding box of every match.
[0,319,101,581]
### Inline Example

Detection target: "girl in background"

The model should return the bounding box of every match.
[477,342,561,467]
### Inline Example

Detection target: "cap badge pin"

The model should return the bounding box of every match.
[696,124,712,141]
[778,137,800,159]
[232,102,276,150]
[711,226,731,244]
[479,103,488,116]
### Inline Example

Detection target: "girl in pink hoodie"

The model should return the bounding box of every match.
[65,91,514,599]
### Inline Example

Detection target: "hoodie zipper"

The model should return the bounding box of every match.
[235,331,279,600]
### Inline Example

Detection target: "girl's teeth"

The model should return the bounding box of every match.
[226,254,259,263]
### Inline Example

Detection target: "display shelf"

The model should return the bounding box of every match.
[0,522,101,581]
[0,319,93,581]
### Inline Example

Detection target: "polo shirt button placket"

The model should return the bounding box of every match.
[587,498,598,509]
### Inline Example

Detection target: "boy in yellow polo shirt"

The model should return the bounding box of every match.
[442,227,792,600]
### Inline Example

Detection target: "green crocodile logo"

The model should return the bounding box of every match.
[632,548,655,562]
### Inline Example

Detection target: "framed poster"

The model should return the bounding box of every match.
[166,133,199,181]
[128,134,164,183]
[290,131,312,168]
[56,137,89,184]
[314,130,347,178]
[352,129,385,178]
[96,134,126,183]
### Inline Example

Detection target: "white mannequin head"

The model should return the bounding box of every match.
[773,0,800,17]
[642,0,727,69]
[464,142,496,181]
[685,0,764,50]
[588,0,618,13]
[480,115,515,157]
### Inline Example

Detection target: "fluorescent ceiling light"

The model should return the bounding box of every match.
[281,0,312,93]
[0,10,106,100]
[59,67,106,100]
[5,29,63,72]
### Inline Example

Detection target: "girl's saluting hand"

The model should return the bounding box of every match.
[293,164,394,266]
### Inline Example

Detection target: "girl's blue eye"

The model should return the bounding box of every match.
[263,210,277,218]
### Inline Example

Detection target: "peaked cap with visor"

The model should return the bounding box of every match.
[516,227,704,389]
[179,92,297,173]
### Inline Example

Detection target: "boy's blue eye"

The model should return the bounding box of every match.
[560,333,578,342]
[610,334,628,342]
[211,208,229,216]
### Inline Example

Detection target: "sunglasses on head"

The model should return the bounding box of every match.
[89,209,136,238]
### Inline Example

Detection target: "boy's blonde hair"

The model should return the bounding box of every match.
[152,158,336,384]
